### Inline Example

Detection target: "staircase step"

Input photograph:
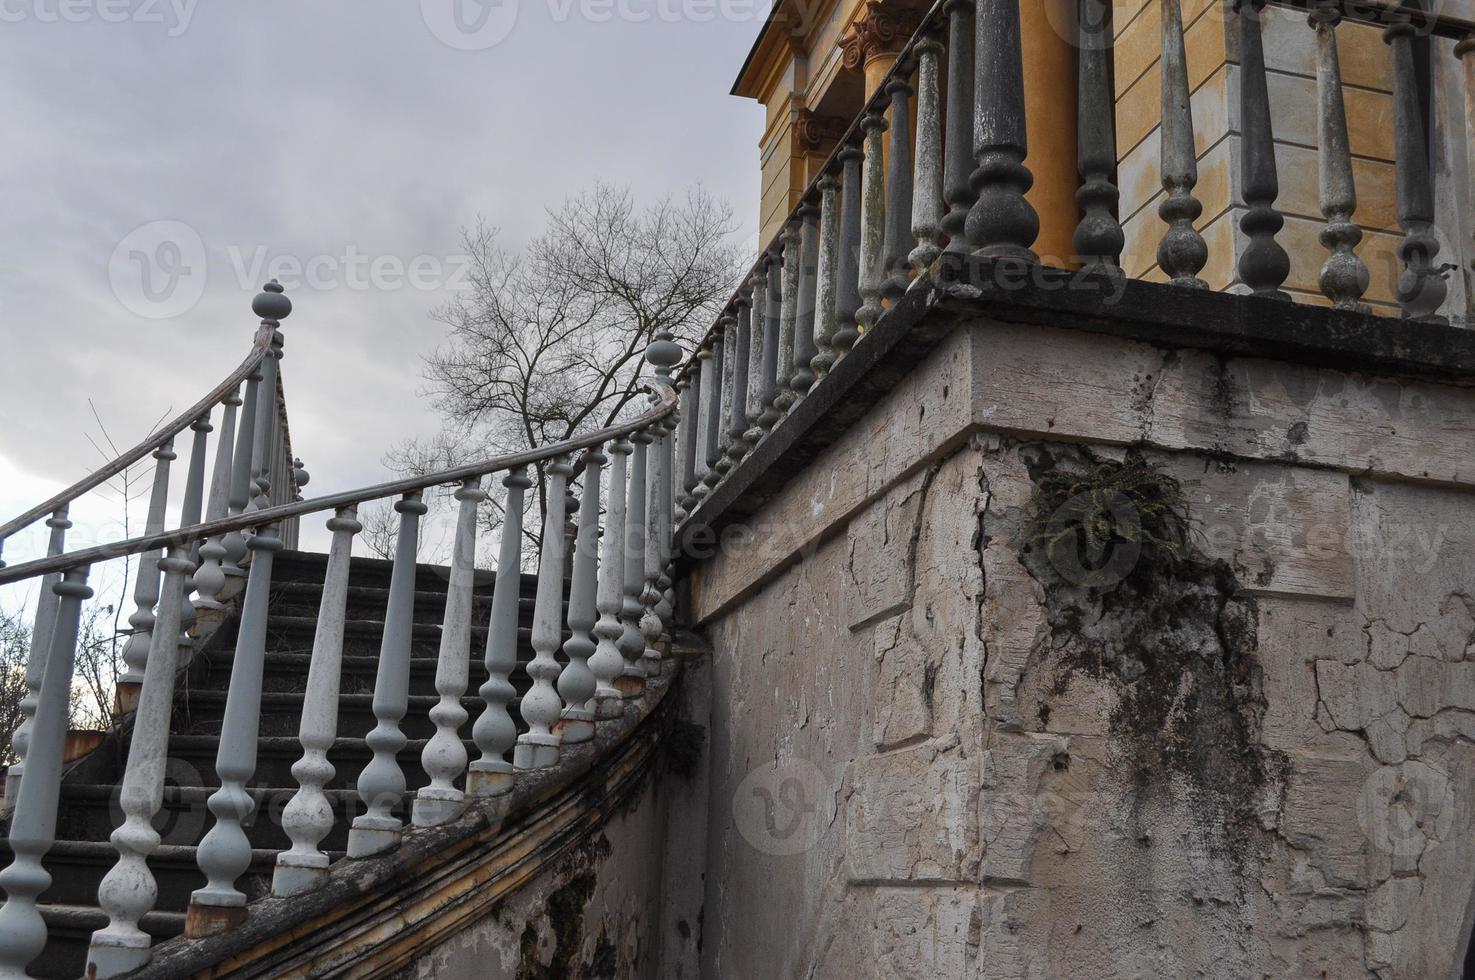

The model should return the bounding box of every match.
[175,691,521,740]
[162,734,481,790]
[195,646,544,697]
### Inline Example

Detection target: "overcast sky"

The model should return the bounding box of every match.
[0,0,765,609]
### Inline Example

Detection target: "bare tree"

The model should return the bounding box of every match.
[0,608,31,765]
[395,183,743,557]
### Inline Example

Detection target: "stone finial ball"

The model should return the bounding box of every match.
[253,279,292,322]
[645,337,682,369]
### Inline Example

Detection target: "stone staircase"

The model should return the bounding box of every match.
[1,549,549,979]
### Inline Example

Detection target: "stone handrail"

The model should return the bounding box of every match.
[0,284,687,978]
[661,0,1475,531]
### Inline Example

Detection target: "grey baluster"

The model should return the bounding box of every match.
[713,314,738,481]
[1309,2,1370,312]
[1075,0,1125,275]
[194,386,241,612]
[0,567,90,979]
[415,478,487,827]
[691,346,714,500]
[759,248,784,432]
[774,221,802,414]
[644,331,681,673]
[186,521,281,938]
[1234,0,1290,299]
[345,492,427,859]
[679,363,701,515]
[515,456,573,770]
[670,373,690,523]
[882,77,916,300]
[792,203,820,400]
[702,327,726,493]
[857,112,889,332]
[176,411,213,648]
[941,0,976,253]
[728,294,753,464]
[590,440,630,719]
[273,506,360,896]
[87,549,193,976]
[910,38,946,274]
[4,507,69,816]
[967,0,1039,263]
[245,329,283,518]
[117,437,175,710]
[640,433,668,674]
[618,431,649,696]
[743,265,768,452]
[468,467,531,798]
[1158,0,1209,288]
[811,177,842,383]
[220,366,260,584]
[834,146,865,357]
[1385,10,1449,323]
[1460,35,1475,320]
[558,448,605,744]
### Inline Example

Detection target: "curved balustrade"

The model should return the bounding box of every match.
[663,0,1475,528]
[0,282,680,977]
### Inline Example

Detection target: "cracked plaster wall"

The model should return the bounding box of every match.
[691,320,1475,979]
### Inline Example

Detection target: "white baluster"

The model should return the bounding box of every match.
[3,507,70,815]
[87,549,194,977]
[589,440,630,720]
[273,506,360,896]
[515,456,573,770]
[415,478,487,827]
[347,492,427,858]
[618,433,649,697]
[557,448,605,744]
[194,387,240,613]
[219,369,259,584]
[468,467,531,798]
[117,438,175,712]
[176,412,213,651]
[0,566,91,979]
[186,522,282,937]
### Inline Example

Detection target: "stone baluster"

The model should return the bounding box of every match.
[811,177,842,383]
[857,112,889,331]
[187,520,282,937]
[345,492,427,859]
[792,203,821,400]
[515,456,573,770]
[941,0,976,253]
[4,507,70,815]
[680,361,701,514]
[656,407,677,656]
[558,448,605,744]
[1158,0,1209,288]
[775,222,802,414]
[176,411,213,645]
[967,0,1039,263]
[835,146,865,359]
[691,347,715,501]
[640,331,680,673]
[0,567,91,978]
[220,366,260,583]
[743,266,768,451]
[618,431,649,696]
[1308,2,1370,312]
[590,440,630,719]
[703,326,727,491]
[1385,10,1449,323]
[671,372,691,523]
[882,77,916,300]
[245,329,283,518]
[713,314,738,482]
[910,38,946,273]
[759,248,784,432]
[117,437,175,710]
[468,467,531,798]
[1460,35,1475,320]
[87,548,194,976]
[193,386,241,611]
[1075,0,1125,275]
[1234,0,1290,299]
[728,295,753,464]
[414,478,487,827]
[273,506,360,896]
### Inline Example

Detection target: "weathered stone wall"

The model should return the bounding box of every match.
[690,319,1475,978]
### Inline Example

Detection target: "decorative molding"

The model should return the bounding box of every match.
[795,109,848,152]
[839,0,922,72]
